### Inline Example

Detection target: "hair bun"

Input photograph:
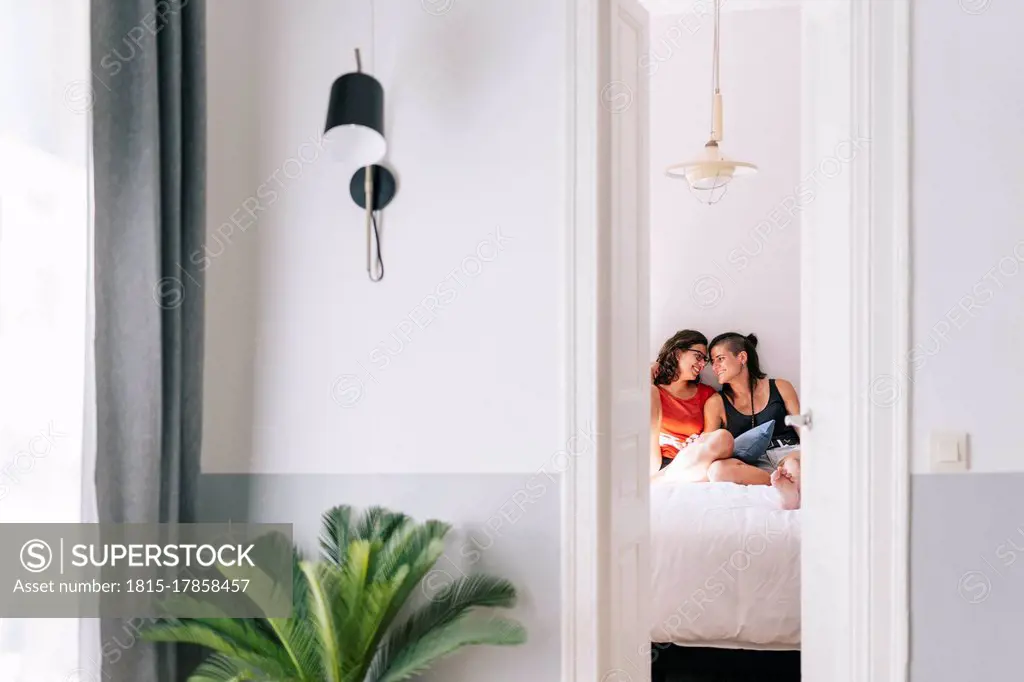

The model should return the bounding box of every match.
[746,333,759,348]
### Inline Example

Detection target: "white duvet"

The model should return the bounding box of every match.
[650,481,801,650]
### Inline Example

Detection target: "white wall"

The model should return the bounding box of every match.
[912,0,1024,474]
[907,3,1024,680]
[648,7,802,389]
[203,0,567,475]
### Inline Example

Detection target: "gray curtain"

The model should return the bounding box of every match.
[91,1,206,680]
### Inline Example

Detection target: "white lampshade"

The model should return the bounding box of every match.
[667,141,757,204]
[324,71,387,168]
[324,124,386,167]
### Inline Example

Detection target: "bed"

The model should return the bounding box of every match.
[650,480,801,681]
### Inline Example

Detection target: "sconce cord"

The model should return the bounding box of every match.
[369,211,384,282]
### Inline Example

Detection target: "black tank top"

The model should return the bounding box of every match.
[722,379,800,446]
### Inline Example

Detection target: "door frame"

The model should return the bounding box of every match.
[562,0,911,680]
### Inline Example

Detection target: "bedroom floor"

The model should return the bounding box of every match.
[655,672,799,682]
[651,645,800,682]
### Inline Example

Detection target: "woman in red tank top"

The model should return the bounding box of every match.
[649,330,735,481]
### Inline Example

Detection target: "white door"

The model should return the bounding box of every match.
[798,1,856,675]
[602,0,651,680]
[799,1,909,680]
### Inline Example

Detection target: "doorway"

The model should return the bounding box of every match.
[648,3,803,678]
[560,1,911,681]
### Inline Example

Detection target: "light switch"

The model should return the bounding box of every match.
[930,431,969,473]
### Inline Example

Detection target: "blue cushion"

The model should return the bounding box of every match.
[732,421,776,465]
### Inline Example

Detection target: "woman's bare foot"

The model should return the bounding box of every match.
[771,468,801,510]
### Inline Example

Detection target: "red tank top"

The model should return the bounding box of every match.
[658,383,715,460]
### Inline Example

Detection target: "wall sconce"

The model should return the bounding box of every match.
[325,48,397,282]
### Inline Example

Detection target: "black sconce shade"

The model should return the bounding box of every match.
[324,72,386,168]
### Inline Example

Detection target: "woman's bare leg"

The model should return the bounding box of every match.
[656,431,734,483]
[771,450,801,509]
[707,458,771,486]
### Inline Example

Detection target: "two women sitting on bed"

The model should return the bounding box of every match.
[650,329,803,510]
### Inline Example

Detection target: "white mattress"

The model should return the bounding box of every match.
[650,480,801,650]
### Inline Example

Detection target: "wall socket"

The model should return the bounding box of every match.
[930,431,970,473]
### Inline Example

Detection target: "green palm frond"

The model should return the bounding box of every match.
[266,615,323,681]
[377,520,449,592]
[375,522,448,614]
[304,548,408,682]
[372,614,527,682]
[368,574,518,681]
[340,572,408,681]
[284,545,314,638]
[323,506,416,585]
[186,618,284,663]
[370,516,416,582]
[143,621,292,678]
[353,523,452,682]
[186,652,277,682]
[319,506,354,565]
[353,506,412,544]
[300,562,345,682]
[364,509,414,581]
[430,574,518,612]
[255,545,322,680]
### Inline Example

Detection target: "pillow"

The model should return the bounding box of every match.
[732,420,776,465]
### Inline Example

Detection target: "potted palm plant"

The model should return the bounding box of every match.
[142,505,526,681]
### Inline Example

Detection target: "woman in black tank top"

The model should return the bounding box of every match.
[701,333,804,510]
[721,379,800,446]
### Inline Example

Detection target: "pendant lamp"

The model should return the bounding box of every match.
[666,0,757,204]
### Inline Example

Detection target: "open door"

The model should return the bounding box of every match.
[799,1,910,680]
[576,1,907,680]
[797,0,857,674]
[600,0,651,679]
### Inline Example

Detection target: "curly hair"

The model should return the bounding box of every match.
[653,329,708,386]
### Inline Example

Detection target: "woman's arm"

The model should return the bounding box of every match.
[650,385,663,476]
[775,378,802,430]
[703,393,726,433]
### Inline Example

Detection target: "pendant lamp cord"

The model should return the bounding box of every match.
[709,0,721,139]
